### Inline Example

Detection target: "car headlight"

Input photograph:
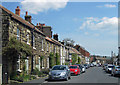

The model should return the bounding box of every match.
[60,72,66,76]
[75,70,77,72]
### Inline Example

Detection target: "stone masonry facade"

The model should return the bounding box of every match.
[1,5,90,84]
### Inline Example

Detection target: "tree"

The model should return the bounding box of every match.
[71,54,77,65]
[49,52,55,68]
[56,53,60,65]
[63,38,75,47]
[77,57,81,64]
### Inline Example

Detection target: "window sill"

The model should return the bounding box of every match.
[17,69,22,72]
[41,49,44,51]
[27,42,30,45]
[33,47,36,50]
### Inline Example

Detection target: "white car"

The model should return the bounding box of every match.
[106,65,114,73]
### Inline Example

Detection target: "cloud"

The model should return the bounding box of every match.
[97,4,116,8]
[79,17,118,35]
[104,4,116,8]
[21,0,69,14]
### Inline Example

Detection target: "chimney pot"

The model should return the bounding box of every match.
[26,11,28,16]
[15,6,20,16]
[37,23,38,26]
[39,23,41,26]
[17,6,19,8]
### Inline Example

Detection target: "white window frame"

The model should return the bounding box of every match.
[33,35,36,49]
[47,58,49,68]
[27,34,30,45]
[17,28,20,40]
[25,57,29,74]
[17,55,22,72]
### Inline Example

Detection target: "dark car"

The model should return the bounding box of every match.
[84,64,89,69]
[49,65,71,81]
[75,64,85,73]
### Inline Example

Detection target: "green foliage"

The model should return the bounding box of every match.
[49,52,55,68]
[32,67,39,75]
[72,54,78,65]
[78,57,81,64]
[56,53,60,65]
[3,37,33,58]
[2,37,33,82]
[41,69,49,75]
[40,56,44,61]
[65,62,69,65]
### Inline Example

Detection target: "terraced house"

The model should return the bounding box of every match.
[1,5,73,84]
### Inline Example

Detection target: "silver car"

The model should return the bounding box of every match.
[111,66,120,76]
[49,65,71,81]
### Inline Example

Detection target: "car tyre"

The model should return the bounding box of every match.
[65,76,68,81]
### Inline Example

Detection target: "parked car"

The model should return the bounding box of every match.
[103,64,108,70]
[75,64,83,73]
[84,64,89,69]
[90,63,94,67]
[69,65,81,75]
[111,65,120,76]
[49,65,71,81]
[105,65,114,73]
[81,65,86,73]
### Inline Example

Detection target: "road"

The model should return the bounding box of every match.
[43,67,119,83]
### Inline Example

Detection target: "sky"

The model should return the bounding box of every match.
[1,1,119,56]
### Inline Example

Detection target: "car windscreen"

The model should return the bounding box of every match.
[108,66,114,68]
[52,66,66,70]
[69,66,77,69]
[116,66,120,69]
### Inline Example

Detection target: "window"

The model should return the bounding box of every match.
[16,55,21,72]
[33,35,35,49]
[17,28,20,40]
[42,39,44,51]
[27,34,30,45]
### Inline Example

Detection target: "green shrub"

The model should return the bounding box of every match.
[41,69,49,75]
[65,62,69,65]
[38,71,43,77]
[32,67,39,75]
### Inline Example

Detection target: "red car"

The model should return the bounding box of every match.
[69,65,80,75]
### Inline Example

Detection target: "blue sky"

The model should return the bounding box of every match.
[2,1,118,56]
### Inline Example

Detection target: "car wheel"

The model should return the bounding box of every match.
[68,74,71,79]
[65,76,68,81]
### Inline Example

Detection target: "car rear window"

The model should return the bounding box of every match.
[108,66,114,68]
[69,66,77,69]
[116,67,120,69]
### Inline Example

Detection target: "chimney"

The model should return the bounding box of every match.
[15,6,20,16]
[25,11,32,23]
[53,34,58,41]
